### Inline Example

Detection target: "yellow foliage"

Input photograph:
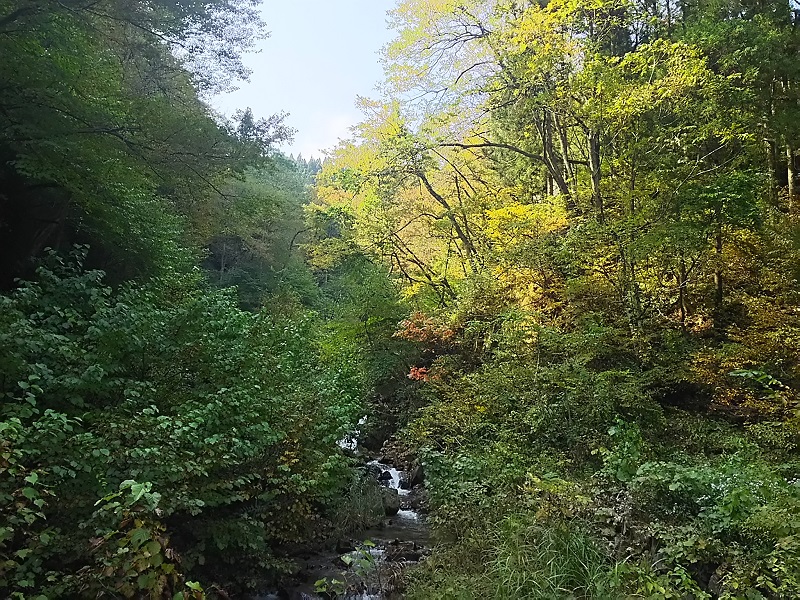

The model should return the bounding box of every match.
[485,198,569,248]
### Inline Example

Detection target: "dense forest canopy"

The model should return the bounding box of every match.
[317,0,800,597]
[1,0,800,598]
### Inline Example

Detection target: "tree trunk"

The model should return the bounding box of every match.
[534,113,571,198]
[219,241,227,284]
[588,131,603,221]
[418,172,478,271]
[766,139,778,208]
[555,114,574,186]
[713,207,723,320]
[679,256,688,330]
[788,143,797,216]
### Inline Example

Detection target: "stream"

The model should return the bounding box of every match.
[254,457,429,600]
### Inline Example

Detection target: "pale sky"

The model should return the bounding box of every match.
[212,1,395,159]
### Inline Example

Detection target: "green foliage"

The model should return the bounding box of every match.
[629,455,800,598]
[73,480,200,599]
[0,418,56,598]
[595,419,645,483]
[204,157,321,310]
[315,540,390,598]
[0,249,366,595]
[328,471,386,536]
[0,0,289,283]
[407,512,616,599]
[4,0,800,595]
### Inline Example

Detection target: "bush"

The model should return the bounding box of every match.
[0,248,364,596]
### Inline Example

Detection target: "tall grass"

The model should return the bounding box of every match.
[329,474,386,536]
[406,516,616,599]
[488,518,614,598]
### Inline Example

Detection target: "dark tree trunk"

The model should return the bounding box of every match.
[788,143,797,216]
[713,207,724,320]
[588,131,603,221]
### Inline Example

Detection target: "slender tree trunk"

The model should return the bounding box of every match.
[555,115,574,185]
[417,172,478,271]
[588,131,603,221]
[679,256,688,331]
[766,80,778,210]
[219,241,227,284]
[666,0,672,30]
[713,207,723,320]
[788,143,797,216]
[616,240,641,333]
[766,139,778,207]
[535,113,571,198]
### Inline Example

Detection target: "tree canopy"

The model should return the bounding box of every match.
[3,0,800,597]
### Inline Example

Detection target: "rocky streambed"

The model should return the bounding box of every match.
[254,452,429,600]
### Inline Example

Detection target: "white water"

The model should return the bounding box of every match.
[337,415,369,451]
[258,442,425,599]
[367,460,410,497]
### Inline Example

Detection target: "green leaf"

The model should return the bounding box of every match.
[130,482,146,502]
[138,572,155,590]
[130,527,150,549]
[145,540,161,556]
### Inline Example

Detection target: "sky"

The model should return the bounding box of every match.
[212,1,396,160]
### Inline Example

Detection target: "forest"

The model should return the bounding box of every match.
[1,0,799,598]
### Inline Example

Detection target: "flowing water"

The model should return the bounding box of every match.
[255,459,428,600]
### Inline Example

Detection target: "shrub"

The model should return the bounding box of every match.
[0,249,365,595]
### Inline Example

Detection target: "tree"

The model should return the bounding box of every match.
[0,0,289,284]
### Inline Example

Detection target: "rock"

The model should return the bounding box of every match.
[360,412,395,452]
[378,470,393,482]
[406,487,429,513]
[708,573,721,597]
[385,541,422,562]
[363,463,382,480]
[408,463,424,487]
[380,487,400,516]
[378,454,394,465]
[399,471,411,490]
[336,539,356,553]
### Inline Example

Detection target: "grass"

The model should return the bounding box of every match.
[329,474,386,536]
[406,515,617,599]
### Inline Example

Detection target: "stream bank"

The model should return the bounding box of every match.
[254,447,429,600]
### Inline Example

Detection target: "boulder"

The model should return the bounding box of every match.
[385,541,422,562]
[378,470,393,482]
[408,463,424,487]
[336,539,356,553]
[363,463,382,480]
[401,471,413,490]
[380,487,400,516]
